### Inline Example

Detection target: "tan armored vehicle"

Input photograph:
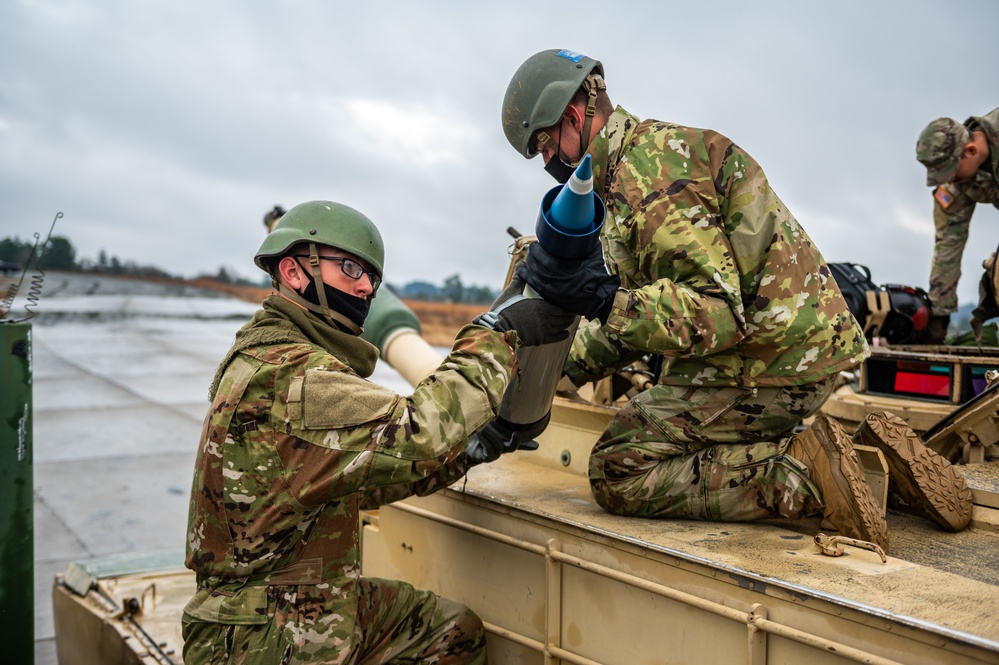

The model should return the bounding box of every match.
[51,239,999,665]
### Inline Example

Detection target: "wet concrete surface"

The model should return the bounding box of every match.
[20,273,412,663]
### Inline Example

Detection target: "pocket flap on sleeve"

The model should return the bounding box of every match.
[301,368,400,429]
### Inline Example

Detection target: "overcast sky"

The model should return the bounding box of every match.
[2,0,998,304]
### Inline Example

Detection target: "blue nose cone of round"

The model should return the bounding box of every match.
[549,154,595,231]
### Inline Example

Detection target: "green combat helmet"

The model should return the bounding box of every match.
[501,49,604,160]
[916,118,970,186]
[255,200,385,333]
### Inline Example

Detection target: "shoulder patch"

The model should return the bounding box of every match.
[933,185,955,209]
[300,367,400,430]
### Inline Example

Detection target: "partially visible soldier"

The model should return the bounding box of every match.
[183,200,575,663]
[263,204,286,232]
[501,49,974,551]
[916,107,999,342]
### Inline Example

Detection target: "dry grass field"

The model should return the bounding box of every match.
[402,299,485,346]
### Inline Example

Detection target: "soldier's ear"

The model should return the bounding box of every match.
[278,256,306,290]
[963,140,980,159]
[564,103,584,129]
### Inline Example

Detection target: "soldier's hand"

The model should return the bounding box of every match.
[473,269,576,347]
[517,242,620,324]
[465,419,539,466]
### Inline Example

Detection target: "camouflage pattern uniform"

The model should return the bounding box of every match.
[183,295,518,664]
[566,106,870,520]
[918,108,999,315]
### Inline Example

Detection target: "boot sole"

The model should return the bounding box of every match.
[855,412,973,531]
[803,417,889,551]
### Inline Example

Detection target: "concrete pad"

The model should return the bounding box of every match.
[118,372,217,408]
[29,342,88,380]
[34,452,195,557]
[35,329,207,379]
[35,637,57,665]
[176,403,213,422]
[33,372,148,413]
[35,558,72,640]
[133,318,252,360]
[82,350,210,381]
[33,404,201,462]
[35,494,88,562]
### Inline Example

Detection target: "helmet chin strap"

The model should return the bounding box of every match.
[578,72,605,159]
[273,241,363,335]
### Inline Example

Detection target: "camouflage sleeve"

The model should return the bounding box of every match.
[929,185,976,314]
[282,324,518,504]
[568,125,753,377]
[563,318,645,385]
[603,279,745,355]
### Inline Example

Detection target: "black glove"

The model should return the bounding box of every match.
[473,270,577,347]
[517,242,620,324]
[465,418,540,466]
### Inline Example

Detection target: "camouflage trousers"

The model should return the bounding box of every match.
[182,576,487,665]
[928,213,971,314]
[589,377,838,522]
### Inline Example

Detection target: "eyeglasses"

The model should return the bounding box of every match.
[294,255,381,291]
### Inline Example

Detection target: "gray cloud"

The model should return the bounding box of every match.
[2,0,997,305]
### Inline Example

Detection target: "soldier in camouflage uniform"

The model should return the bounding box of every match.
[916,108,999,342]
[501,49,902,548]
[183,200,576,663]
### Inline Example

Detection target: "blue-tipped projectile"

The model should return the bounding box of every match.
[486,154,606,446]
[535,154,604,260]
[549,154,595,231]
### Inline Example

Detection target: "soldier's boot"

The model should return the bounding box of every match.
[925,314,951,344]
[787,415,889,551]
[854,411,973,531]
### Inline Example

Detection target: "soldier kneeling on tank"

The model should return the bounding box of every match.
[500,48,973,553]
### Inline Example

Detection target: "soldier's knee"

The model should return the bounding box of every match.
[459,604,486,640]
[590,477,640,516]
[451,605,487,663]
[431,596,487,663]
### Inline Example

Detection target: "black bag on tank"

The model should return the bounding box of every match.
[828,263,932,345]
[828,262,877,328]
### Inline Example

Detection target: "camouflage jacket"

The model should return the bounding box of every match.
[929,107,999,309]
[565,106,869,388]
[184,296,517,629]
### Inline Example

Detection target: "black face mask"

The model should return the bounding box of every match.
[300,276,370,330]
[544,156,576,184]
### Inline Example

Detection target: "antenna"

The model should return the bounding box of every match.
[0,211,64,323]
